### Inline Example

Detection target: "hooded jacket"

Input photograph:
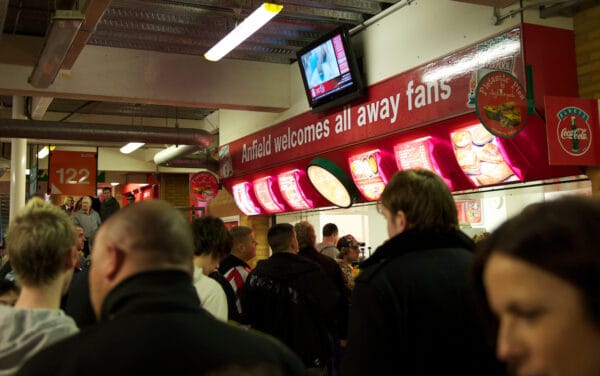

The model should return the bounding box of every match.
[0,306,78,375]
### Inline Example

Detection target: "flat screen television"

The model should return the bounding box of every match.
[296,26,364,113]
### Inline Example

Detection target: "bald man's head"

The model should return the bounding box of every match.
[90,200,194,318]
[100,200,194,267]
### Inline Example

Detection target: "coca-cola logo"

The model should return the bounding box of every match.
[556,107,592,157]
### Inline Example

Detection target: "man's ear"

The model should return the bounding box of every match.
[64,247,78,270]
[395,210,408,234]
[105,244,126,281]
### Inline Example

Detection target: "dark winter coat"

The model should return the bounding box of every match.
[341,229,503,376]
[242,252,339,369]
[100,197,120,221]
[19,270,304,376]
[298,245,351,339]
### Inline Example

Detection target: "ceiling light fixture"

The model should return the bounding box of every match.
[29,10,84,88]
[204,3,283,62]
[120,142,145,154]
[37,145,55,159]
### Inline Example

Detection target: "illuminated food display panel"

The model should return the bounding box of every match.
[450,124,520,187]
[394,137,453,189]
[277,170,314,210]
[232,182,262,216]
[253,176,286,214]
[307,158,356,208]
[348,150,389,201]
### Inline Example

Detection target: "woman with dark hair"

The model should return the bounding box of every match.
[473,195,600,376]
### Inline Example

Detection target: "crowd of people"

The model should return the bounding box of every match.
[0,168,599,376]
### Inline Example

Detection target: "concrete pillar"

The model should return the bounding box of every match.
[9,96,27,221]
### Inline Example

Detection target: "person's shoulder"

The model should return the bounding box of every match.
[228,326,305,374]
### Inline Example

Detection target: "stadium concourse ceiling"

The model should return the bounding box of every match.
[0,0,593,154]
[0,0,406,125]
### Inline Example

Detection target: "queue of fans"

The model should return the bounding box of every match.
[0,169,599,376]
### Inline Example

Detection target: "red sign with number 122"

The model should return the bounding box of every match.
[49,151,97,196]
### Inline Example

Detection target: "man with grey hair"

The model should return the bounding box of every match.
[0,197,79,373]
[20,200,304,375]
[72,196,101,257]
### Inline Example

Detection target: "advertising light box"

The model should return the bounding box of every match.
[394,137,453,189]
[307,158,357,208]
[277,170,314,211]
[253,176,286,214]
[232,182,262,216]
[348,150,390,201]
[450,123,520,187]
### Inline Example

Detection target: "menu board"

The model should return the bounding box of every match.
[394,137,435,171]
[348,150,388,201]
[232,182,262,216]
[253,176,286,213]
[277,170,313,210]
[450,124,519,187]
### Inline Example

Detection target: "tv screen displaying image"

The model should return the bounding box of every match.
[297,26,364,113]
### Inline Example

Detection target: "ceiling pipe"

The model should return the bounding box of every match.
[160,158,219,172]
[154,144,202,165]
[0,119,212,146]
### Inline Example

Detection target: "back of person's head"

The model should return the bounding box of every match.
[6,197,76,286]
[294,221,315,249]
[230,226,253,247]
[322,223,338,237]
[268,223,294,253]
[191,216,232,260]
[380,169,458,232]
[100,200,194,269]
[474,195,600,326]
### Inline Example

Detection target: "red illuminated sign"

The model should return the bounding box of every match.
[348,150,388,201]
[232,182,262,216]
[253,176,286,213]
[277,170,313,210]
[220,27,524,179]
[450,123,519,187]
[49,151,97,196]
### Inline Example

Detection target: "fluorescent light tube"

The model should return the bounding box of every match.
[120,142,145,154]
[37,146,49,159]
[204,3,283,62]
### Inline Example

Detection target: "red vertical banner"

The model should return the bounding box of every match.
[545,96,600,165]
[48,151,97,196]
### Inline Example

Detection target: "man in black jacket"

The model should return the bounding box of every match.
[342,169,502,376]
[19,200,304,376]
[242,223,338,374]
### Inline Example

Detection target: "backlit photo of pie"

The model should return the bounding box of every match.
[452,130,472,149]
[451,124,519,187]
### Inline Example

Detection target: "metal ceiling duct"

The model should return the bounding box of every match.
[0,119,212,146]
[153,144,202,165]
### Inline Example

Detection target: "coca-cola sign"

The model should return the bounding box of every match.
[545,96,600,166]
[556,107,592,156]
